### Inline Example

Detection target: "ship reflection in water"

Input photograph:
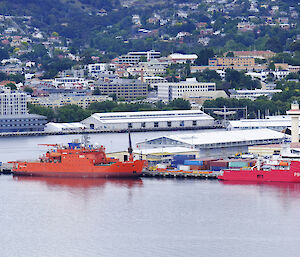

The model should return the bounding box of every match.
[220,180,300,198]
[13,175,143,189]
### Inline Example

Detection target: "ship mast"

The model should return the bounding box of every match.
[128,129,133,161]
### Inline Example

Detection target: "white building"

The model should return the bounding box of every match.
[115,50,161,65]
[229,89,282,100]
[138,76,167,84]
[81,110,215,131]
[127,59,168,77]
[136,129,287,157]
[227,115,294,132]
[54,77,89,88]
[44,122,87,132]
[88,63,111,73]
[0,88,27,115]
[167,53,198,64]
[156,78,216,101]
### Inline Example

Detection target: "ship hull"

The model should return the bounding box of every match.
[13,160,146,178]
[218,170,300,182]
[13,171,141,178]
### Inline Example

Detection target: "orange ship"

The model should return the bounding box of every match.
[12,136,147,178]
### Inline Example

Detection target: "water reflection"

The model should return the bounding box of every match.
[220,180,300,197]
[13,176,143,189]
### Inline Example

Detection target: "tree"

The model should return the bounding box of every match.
[5,83,17,90]
[56,105,90,122]
[27,103,55,121]
[24,87,34,95]
[290,40,300,52]
[168,98,191,110]
[9,73,25,83]
[226,51,234,57]
[195,49,214,66]
[0,48,9,61]
[88,101,118,112]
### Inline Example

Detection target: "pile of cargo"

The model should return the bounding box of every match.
[210,159,256,171]
[151,155,256,174]
[171,155,196,168]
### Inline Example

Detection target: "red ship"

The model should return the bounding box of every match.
[218,159,300,182]
[12,135,147,178]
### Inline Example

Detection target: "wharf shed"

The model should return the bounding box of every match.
[44,122,87,132]
[107,147,200,164]
[81,110,215,131]
[227,116,292,132]
[136,129,288,157]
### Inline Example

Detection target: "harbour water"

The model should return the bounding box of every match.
[1,131,300,256]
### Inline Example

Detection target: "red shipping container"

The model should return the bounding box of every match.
[210,160,229,167]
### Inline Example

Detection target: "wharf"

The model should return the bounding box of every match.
[0,125,223,138]
[141,170,220,179]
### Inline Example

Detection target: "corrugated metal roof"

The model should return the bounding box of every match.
[133,147,197,155]
[46,122,86,129]
[166,129,287,145]
[99,116,213,124]
[139,129,287,146]
[93,110,208,118]
[229,120,292,128]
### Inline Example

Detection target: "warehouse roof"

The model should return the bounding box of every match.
[45,122,87,129]
[88,110,214,122]
[137,129,288,148]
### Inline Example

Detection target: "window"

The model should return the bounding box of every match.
[180,121,184,127]
[167,121,172,127]
[193,120,197,126]
[141,122,146,128]
[128,123,133,129]
[154,122,159,128]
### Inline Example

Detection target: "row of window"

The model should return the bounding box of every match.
[0,123,44,127]
[127,120,198,128]
[0,118,42,122]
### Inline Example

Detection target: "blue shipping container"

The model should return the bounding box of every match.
[173,155,195,160]
[184,160,203,165]
[211,166,226,171]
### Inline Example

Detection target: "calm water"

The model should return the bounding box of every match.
[1,132,300,257]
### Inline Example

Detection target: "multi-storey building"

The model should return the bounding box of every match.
[0,88,46,132]
[59,69,84,78]
[95,79,148,101]
[139,76,167,84]
[232,50,275,59]
[127,59,168,77]
[113,50,161,65]
[28,94,112,109]
[156,78,216,101]
[0,88,27,116]
[54,77,89,88]
[208,57,255,67]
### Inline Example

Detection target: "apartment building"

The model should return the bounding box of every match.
[0,88,46,132]
[114,50,161,65]
[28,94,112,109]
[94,78,148,101]
[208,57,255,67]
[0,88,27,115]
[156,78,216,101]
